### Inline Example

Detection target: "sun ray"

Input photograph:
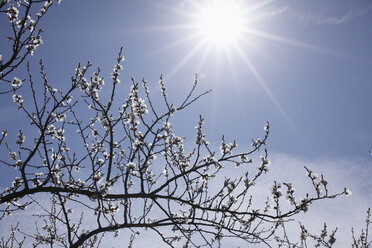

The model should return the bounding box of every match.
[226,51,237,81]
[133,0,325,152]
[148,32,201,58]
[244,28,348,58]
[195,44,213,73]
[165,40,206,81]
[241,0,276,16]
[132,23,197,33]
[225,47,245,105]
[185,0,206,14]
[239,35,285,70]
[125,0,349,154]
[232,42,311,152]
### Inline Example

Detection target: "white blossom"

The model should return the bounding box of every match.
[104,203,119,215]
[11,177,22,188]
[298,197,310,212]
[257,156,270,172]
[126,162,136,170]
[16,130,25,145]
[243,178,254,188]
[271,183,282,200]
[163,168,169,177]
[159,76,166,96]
[7,4,19,22]
[92,171,103,183]
[15,159,22,168]
[12,93,23,106]
[55,113,66,122]
[29,19,36,32]
[9,152,17,160]
[344,187,352,197]
[12,77,22,87]
[26,35,43,55]
[264,121,270,131]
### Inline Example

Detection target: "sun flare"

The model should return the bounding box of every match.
[198,0,245,46]
[146,0,325,146]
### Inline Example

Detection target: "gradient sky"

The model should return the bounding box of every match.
[0,0,372,246]
[9,0,370,159]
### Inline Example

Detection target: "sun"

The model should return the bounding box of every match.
[198,0,245,47]
[143,0,325,147]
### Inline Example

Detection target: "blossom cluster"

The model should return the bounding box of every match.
[11,77,22,87]
[12,93,23,108]
[257,155,271,172]
[195,116,207,145]
[6,3,19,22]
[123,84,148,130]
[47,124,65,141]
[16,130,25,145]
[0,45,354,248]
[159,76,167,97]
[27,35,43,56]
[220,137,237,156]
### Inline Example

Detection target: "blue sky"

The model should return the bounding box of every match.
[15,0,371,158]
[0,0,372,246]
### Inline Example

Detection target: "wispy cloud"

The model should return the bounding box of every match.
[261,5,290,17]
[299,5,372,25]
[249,5,289,22]
[0,152,370,247]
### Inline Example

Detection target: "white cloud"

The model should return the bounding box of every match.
[250,5,290,22]
[268,153,372,247]
[298,5,372,25]
[0,152,370,247]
